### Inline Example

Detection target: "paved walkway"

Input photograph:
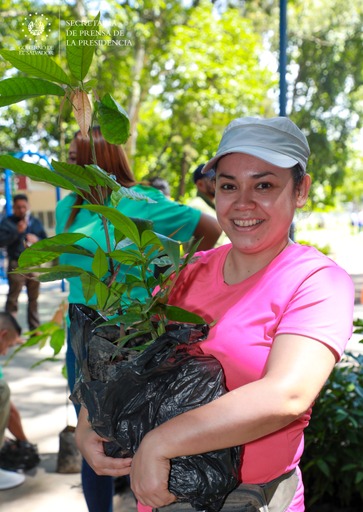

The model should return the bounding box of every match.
[0,281,136,511]
[0,229,362,510]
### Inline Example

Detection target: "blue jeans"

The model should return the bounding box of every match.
[66,331,113,512]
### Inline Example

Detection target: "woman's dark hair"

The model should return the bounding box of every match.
[65,127,136,229]
[74,127,135,188]
[292,163,306,188]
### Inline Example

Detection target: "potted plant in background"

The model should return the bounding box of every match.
[0,13,241,511]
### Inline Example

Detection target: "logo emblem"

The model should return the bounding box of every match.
[21,13,51,43]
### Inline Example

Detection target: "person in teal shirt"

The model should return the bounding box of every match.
[55,126,221,512]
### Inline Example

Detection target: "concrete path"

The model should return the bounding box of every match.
[0,281,136,511]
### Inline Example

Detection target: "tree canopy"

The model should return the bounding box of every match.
[0,0,362,205]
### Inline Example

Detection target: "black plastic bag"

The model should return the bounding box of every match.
[70,304,241,512]
[0,439,40,471]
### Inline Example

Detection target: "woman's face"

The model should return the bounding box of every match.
[215,153,310,256]
[67,138,77,164]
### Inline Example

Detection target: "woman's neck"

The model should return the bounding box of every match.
[223,239,293,285]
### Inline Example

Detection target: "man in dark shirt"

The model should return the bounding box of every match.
[0,194,47,331]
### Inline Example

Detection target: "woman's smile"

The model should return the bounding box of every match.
[232,218,264,228]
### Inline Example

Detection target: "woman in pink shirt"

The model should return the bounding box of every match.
[76,117,354,511]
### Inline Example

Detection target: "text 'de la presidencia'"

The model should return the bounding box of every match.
[65,21,133,46]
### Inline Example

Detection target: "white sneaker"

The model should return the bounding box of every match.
[0,468,25,490]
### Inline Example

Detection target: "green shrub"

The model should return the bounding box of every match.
[302,352,363,510]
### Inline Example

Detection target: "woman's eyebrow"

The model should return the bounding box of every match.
[216,172,236,180]
[251,171,277,179]
[217,171,277,180]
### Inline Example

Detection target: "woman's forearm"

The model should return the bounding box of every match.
[146,333,336,460]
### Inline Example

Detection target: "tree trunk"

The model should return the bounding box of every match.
[177,151,188,201]
[125,43,146,165]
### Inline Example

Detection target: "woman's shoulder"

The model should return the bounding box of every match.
[56,192,76,210]
[130,184,164,201]
[194,243,231,262]
[288,243,346,271]
[279,243,353,290]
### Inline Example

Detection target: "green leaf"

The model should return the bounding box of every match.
[95,281,112,309]
[83,79,98,90]
[341,463,359,471]
[0,155,79,193]
[140,229,162,249]
[33,265,85,282]
[23,234,91,252]
[80,204,140,245]
[316,459,331,477]
[113,330,152,351]
[97,93,130,144]
[0,77,65,107]
[92,247,109,279]
[113,229,126,245]
[25,232,90,252]
[108,249,144,266]
[19,245,91,267]
[131,217,154,234]
[18,234,92,267]
[80,273,98,303]
[124,274,145,285]
[154,233,181,269]
[111,186,156,207]
[83,164,121,191]
[18,249,58,267]
[152,255,172,267]
[51,160,96,191]
[50,328,66,355]
[66,12,100,81]
[97,315,124,327]
[0,50,72,85]
[163,305,206,324]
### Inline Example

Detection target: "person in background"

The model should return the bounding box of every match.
[188,164,216,215]
[75,117,354,512]
[188,163,229,246]
[0,195,47,332]
[148,176,171,198]
[0,312,38,489]
[56,126,221,512]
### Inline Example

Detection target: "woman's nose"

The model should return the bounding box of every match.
[234,188,256,209]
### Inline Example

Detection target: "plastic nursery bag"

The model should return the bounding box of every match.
[70,303,241,512]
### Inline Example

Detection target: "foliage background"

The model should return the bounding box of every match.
[0,0,362,206]
[302,352,363,510]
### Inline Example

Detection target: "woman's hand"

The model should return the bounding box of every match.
[130,431,176,508]
[75,406,132,477]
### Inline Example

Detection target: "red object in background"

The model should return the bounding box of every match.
[16,175,28,190]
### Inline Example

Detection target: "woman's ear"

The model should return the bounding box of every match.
[296,174,311,208]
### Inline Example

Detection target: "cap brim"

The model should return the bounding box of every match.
[203,146,298,174]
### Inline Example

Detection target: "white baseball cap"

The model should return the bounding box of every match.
[203,117,310,174]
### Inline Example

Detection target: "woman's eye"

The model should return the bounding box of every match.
[220,183,236,190]
[256,182,272,190]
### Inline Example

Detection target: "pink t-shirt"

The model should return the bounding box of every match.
[167,243,354,485]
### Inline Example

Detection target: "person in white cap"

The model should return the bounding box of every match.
[75,117,354,512]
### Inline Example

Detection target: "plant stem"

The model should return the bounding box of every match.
[88,123,115,275]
